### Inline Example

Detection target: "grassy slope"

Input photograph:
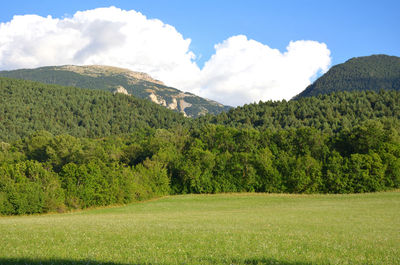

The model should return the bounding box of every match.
[0,192,399,265]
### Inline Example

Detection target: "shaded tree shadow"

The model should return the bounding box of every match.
[0,257,314,265]
[242,258,312,265]
[0,259,131,265]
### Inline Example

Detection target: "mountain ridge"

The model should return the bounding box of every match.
[55,65,165,85]
[0,65,231,117]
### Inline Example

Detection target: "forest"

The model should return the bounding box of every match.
[198,89,400,133]
[1,77,400,215]
[1,120,399,215]
[0,77,186,142]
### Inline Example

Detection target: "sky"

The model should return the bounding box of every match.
[0,0,399,106]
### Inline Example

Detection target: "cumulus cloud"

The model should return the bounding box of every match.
[0,7,200,87]
[196,36,331,106]
[0,7,331,106]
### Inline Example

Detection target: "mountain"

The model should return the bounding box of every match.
[0,65,231,117]
[0,77,187,142]
[296,54,400,98]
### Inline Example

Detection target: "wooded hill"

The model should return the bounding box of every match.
[3,75,400,142]
[296,54,400,98]
[0,77,186,142]
[0,65,230,118]
[2,75,400,141]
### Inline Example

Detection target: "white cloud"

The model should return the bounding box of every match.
[0,7,200,87]
[194,36,331,106]
[0,7,331,106]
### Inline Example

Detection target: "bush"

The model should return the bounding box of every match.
[0,161,64,215]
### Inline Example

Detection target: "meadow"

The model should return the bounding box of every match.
[0,192,399,265]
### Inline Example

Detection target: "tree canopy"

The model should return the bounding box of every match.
[0,77,186,142]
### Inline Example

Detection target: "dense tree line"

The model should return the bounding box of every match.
[3,77,400,143]
[197,90,400,133]
[1,119,399,215]
[0,77,186,142]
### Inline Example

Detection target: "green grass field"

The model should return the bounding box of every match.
[0,192,399,265]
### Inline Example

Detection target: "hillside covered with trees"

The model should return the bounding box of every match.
[296,54,400,98]
[0,65,230,117]
[197,90,400,133]
[3,75,400,143]
[0,77,186,142]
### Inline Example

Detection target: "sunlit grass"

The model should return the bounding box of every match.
[0,192,399,264]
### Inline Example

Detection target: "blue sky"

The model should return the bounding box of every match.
[1,0,399,66]
[0,0,399,105]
